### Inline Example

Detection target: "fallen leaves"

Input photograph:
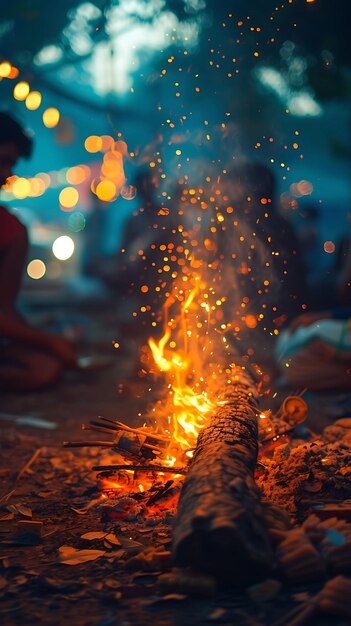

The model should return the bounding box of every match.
[125,546,171,571]
[6,504,32,518]
[104,532,122,547]
[0,513,14,521]
[80,531,107,541]
[58,545,106,565]
[71,498,101,515]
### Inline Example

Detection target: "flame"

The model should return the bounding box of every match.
[100,471,154,495]
[148,286,219,461]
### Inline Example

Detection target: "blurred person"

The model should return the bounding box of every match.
[0,112,77,391]
[294,204,320,276]
[224,162,308,335]
[87,169,159,290]
[330,218,351,306]
[293,206,351,310]
[89,169,183,328]
[275,306,351,391]
[274,211,351,391]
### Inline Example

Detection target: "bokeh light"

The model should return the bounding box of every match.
[42,107,60,128]
[59,186,79,210]
[66,166,86,185]
[245,315,258,329]
[84,135,102,153]
[324,241,335,254]
[13,81,30,100]
[25,91,42,110]
[100,135,114,152]
[120,184,136,200]
[68,211,86,232]
[28,177,46,197]
[95,179,117,201]
[0,62,12,77]
[36,172,51,187]
[297,180,313,196]
[27,259,46,280]
[7,66,19,79]
[12,177,31,199]
[52,235,75,260]
[114,140,128,155]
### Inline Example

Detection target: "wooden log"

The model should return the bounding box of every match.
[172,366,273,583]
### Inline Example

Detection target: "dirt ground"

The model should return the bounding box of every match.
[1,295,350,626]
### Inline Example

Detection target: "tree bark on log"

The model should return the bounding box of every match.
[173,367,273,583]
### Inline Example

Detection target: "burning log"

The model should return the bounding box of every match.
[172,366,273,583]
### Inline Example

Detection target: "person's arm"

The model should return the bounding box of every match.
[0,310,77,367]
[288,307,351,332]
[288,310,332,332]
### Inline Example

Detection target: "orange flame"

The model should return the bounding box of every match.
[149,285,220,462]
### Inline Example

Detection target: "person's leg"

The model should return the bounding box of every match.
[0,225,28,311]
[0,345,62,391]
[283,340,351,391]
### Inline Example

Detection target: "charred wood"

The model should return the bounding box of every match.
[173,367,273,583]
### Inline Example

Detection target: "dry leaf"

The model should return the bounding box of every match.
[71,507,88,515]
[147,593,188,605]
[0,513,14,521]
[58,545,105,565]
[104,533,121,546]
[7,504,32,518]
[207,608,227,621]
[71,498,100,515]
[80,531,107,541]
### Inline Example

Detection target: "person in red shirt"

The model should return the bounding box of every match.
[0,112,77,390]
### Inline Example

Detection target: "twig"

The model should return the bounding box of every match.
[99,417,170,442]
[64,436,164,455]
[16,448,41,481]
[82,424,118,435]
[146,480,174,505]
[0,489,16,504]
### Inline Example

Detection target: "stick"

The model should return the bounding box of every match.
[99,417,170,442]
[16,448,41,480]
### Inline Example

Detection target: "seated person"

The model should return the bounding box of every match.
[275,308,351,391]
[0,112,77,391]
[214,162,308,350]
